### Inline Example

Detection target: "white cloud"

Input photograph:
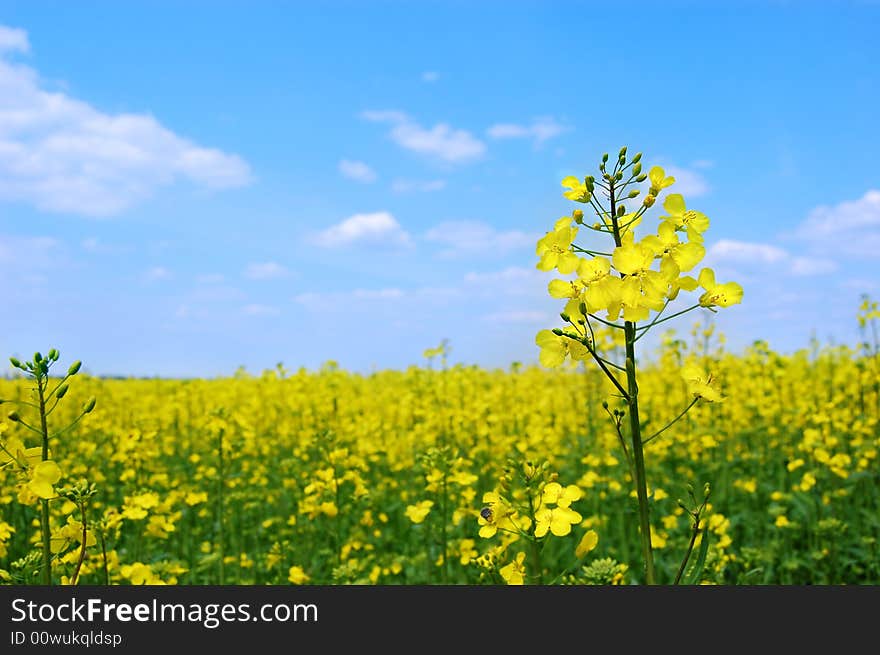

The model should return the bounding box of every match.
[0,234,59,268]
[144,266,172,282]
[421,71,439,82]
[391,178,446,193]
[663,165,710,197]
[708,239,788,264]
[464,266,546,295]
[426,221,536,258]
[242,303,280,317]
[80,237,128,254]
[789,257,838,276]
[0,26,29,53]
[244,261,289,280]
[707,239,837,277]
[841,278,878,292]
[0,25,251,216]
[312,211,411,248]
[487,117,568,145]
[338,159,377,183]
[196,273,225,284]
[360,109,409,123]
[294,287,406,311]
[361,109,485,164]
[481,310,549,324]
[794,190,880,257]
[352,288,404,300]
[391,122,485,163]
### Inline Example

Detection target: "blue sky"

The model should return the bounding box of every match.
[0,1,877,376]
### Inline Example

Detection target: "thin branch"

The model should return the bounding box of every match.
[571,245,612,257]
[0,398,39,409]
[588,313,626,330]
[562,333,630,401]
[604,404,635,483]
[11,419,45,439]
[631,299,671,340]
[49,411,88,440]
[634,304,702,340]
[642,398,700,446]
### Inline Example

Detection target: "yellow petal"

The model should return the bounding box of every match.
[33,460,62,484]
[576,530,599,558]
[663,193,686,216]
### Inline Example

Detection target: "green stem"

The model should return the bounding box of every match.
[609,180,655,585]
[69,502,89,586]
[528,490,544,585]
[36,377,52,585]
[100,531,110,585]
[673,525,701,585]
[441,470,449,584]
[217,428,225,585]
[642,398,700,446]
[624,347,656,584]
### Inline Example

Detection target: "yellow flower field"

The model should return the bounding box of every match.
[1,315,877,585]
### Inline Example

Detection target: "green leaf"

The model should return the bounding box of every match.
[683,529,711,585]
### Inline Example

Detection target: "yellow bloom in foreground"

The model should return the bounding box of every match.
[576,530,599,558]
[0,437,42,468]
[536,219,580,274]
[681,364,723,402]
[534,505,582,538]
[541,482,582,508]
[405,500,434,524]
[478,492,529,538]
[288,566,310,584]
[499,551,527,585]
[698,268,743,308]
[27,460,62,499]
[662,194,710,236]
[648,166,675,194]
[535,330,588,368]
[561,176,590,203]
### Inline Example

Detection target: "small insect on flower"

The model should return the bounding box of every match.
[479,507,493,522]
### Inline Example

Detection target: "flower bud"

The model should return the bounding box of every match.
[643,194,656,208]
[584,176,595,193]
[601,153,609,163]
[9,357,21,369]
[636,173,647,183]
[68,361,82,376]
[616,204,626,217]
[34,352,42,363]
[48,349,59,361]
[632,152,642,164]
[632,162,642,176]
[602,401,609,410]
[560,312,571,323]
[551,328,564,336]
[579,302,587,316]
[83,397,97,414]
[572,209,584,224]
[627,189,640,199]
[619,146,627,157]
[56,383,69,399]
